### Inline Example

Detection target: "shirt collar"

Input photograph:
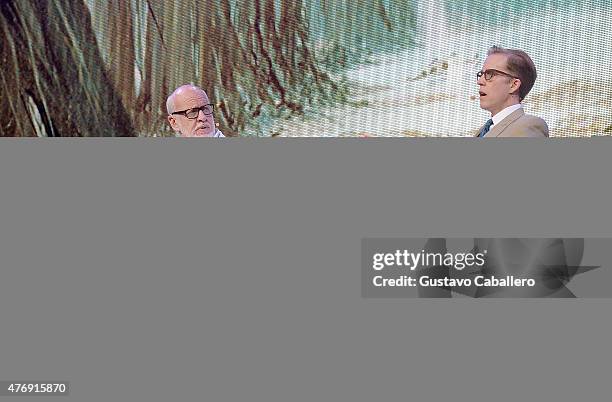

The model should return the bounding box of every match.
[492,104,522,127]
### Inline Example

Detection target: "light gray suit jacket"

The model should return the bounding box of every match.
[476,108,549,138]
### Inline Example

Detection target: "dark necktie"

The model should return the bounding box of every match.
[478,119,494,137]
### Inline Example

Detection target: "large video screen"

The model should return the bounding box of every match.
[1,0,610,137]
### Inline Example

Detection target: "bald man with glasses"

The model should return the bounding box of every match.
[475,46,548,138]
[167,85,225,137]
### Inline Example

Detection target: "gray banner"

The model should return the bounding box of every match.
[1,139,612,402]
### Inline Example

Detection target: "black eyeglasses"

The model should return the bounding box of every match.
[171,104,214,119]
[476,69,518,81]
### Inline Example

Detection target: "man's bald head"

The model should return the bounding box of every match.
[166,84,207,114]
[166,84,216,137]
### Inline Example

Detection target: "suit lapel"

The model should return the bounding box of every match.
[487,108,524,137]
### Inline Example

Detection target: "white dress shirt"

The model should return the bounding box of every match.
[212,128,225,137]
[491,104,523,129]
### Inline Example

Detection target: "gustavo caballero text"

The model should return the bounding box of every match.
[372,275,536,287]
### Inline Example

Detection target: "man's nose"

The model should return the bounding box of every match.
[197,109,207,121]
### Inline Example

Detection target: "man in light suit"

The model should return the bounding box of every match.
[475,46,548,138]
[166,85,225,137]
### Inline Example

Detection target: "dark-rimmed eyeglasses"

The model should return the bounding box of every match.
[171,104,214,119]
[476,69,518,82]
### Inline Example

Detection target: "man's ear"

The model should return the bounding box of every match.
[168,115,179,132]
[510,78,522,97]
